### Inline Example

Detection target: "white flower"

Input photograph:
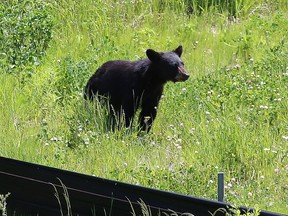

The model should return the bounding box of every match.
[50,137,58,141]
[260,105,268,109]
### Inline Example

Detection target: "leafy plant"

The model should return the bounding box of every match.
[0,193,10,216]
[54,56,92,101]
[0,0,53,77]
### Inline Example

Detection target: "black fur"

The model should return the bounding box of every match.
[84,45,189,132]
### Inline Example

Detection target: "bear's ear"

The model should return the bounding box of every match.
[146,49,162,62]
[174,45,183,57]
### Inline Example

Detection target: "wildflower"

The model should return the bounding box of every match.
[42,119,47,125]
[190,128,195,134]
[260,105,268,109]
[175,144,182,149]
[248,192,253,197]
[207,90,213,95]
[282,135,288,141]
[50,137,58,141]
[234,64,241,69]
[274,168,279,174]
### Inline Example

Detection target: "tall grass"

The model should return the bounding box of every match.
[0,0,288,214]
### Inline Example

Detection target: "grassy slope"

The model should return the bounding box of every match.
[1,0,288,214]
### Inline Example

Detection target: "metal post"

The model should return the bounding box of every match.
[218,172,224,202]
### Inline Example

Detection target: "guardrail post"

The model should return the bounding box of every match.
[218,172,224,202]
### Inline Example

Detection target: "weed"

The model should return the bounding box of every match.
[0,0,53,80]
[51,178,72,216]
[0,193,10,216]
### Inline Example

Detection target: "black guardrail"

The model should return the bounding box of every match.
[0,156,284,216]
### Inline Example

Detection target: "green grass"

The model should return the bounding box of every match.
[0,0,288,214]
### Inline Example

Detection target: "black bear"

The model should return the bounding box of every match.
[84,45,189,132]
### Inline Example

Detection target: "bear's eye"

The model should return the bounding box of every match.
[174,63,179,67]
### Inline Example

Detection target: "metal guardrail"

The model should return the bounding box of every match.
[0,156,284,216]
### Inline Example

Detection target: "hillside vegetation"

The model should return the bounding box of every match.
[0,0,288,214]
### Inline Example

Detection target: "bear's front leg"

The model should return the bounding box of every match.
[138,87,163,132]
[139,102,158,132]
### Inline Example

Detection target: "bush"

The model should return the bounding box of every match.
[0,0,53,76]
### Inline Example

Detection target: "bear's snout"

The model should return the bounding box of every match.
[174,65,189,82]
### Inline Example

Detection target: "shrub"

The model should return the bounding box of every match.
[0,0,53,76]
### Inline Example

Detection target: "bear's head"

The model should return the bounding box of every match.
[146,45,189,83]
